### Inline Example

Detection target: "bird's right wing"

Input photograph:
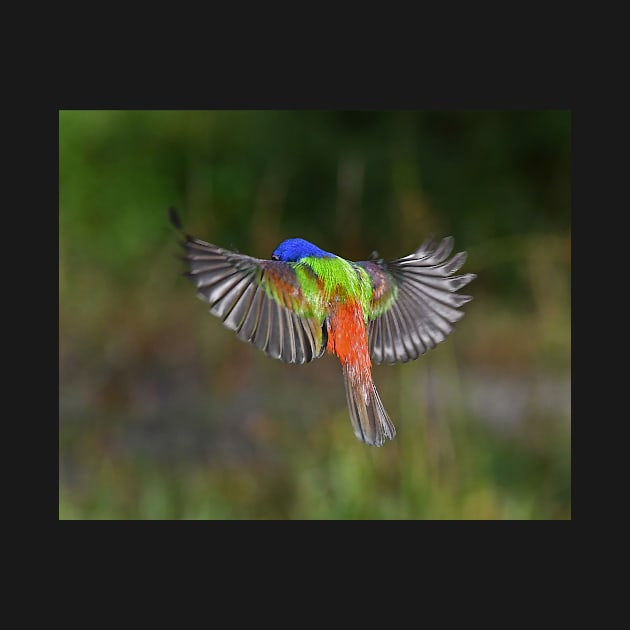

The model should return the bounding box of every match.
[175,225,327,364]
[357,235,476,365]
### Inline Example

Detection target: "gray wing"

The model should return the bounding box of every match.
[178,235,326,364]
[357,235,476,365]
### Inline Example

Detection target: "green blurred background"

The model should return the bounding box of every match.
[59,110,571,519]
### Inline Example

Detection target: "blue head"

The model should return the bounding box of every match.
[271,238,335,262]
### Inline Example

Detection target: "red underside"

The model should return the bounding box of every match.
[326,301,372,392]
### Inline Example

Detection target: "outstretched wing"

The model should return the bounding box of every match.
[357,235,476,365]
[176,231,326,364]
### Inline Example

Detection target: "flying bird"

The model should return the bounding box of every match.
[170,207,475,447]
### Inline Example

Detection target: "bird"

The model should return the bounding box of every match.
[170,207,476,447]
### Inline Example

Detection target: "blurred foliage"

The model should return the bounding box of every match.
[59,110,571,519]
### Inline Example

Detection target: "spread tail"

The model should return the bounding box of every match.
[342,365,396,447]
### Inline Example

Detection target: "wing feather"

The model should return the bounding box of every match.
[178,235,326,364]
[359,235,476,365]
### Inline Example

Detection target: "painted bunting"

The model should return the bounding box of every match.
[170,207,475,447]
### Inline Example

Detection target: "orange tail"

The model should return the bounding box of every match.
[342,364,396,447]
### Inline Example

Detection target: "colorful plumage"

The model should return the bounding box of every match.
[170,207,476,447]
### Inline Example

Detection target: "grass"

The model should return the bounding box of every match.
[59,267,570,519]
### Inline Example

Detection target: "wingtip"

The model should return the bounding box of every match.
[415,233,438,256]
[169,206,197,243]
[411,234,455,266]
[168,206,182,230]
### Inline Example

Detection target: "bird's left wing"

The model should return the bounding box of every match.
[176,231,326,364]
[357,235,476,365]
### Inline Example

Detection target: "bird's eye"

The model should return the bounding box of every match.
[271,254,279,261]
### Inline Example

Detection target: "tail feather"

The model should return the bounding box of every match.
[342,366,396,447]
